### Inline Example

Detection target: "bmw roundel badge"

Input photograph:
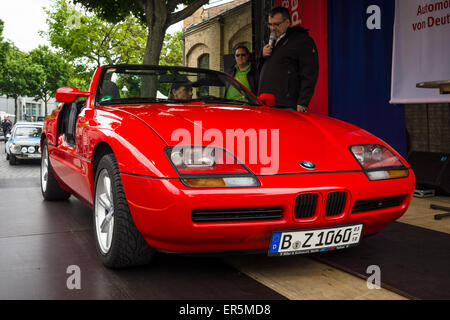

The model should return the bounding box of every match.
[300,161,316,170]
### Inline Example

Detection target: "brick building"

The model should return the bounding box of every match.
[183,0,252,72]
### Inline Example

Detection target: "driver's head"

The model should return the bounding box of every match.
[171,82,193,100]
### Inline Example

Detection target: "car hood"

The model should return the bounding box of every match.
[9,137,40,146]
[108,104,391,175]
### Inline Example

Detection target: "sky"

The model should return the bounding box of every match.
[0,0,52,52]
[0,0,235,52]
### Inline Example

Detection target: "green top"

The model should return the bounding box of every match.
[226,63,252,101]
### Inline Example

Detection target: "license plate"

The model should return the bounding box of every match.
[27,154,41,158]
[269,224,363,256]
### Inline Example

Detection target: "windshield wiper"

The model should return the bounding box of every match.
[98,97,170,105]
[191,96,256,106]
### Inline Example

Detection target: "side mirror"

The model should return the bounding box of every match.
[258,93,276,107]
[56,87,91,103]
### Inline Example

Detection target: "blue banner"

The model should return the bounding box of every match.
[328,0,407,156]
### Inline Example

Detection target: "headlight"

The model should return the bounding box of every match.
[28,146,35,153]
[21,147,28,153]
[350,144,408,181]
[166,146,260,188]
[11,144,21,154]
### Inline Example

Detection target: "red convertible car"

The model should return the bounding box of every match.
[41,65,415,268]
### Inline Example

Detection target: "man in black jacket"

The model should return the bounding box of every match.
[1,115,12,136]
[258,7,319,112]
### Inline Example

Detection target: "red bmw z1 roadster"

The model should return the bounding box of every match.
[41,65,416,268]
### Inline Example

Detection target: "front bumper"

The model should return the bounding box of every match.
[121,170,415,253]
[11,152,41,160]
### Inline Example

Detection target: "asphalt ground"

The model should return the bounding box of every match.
[0,141,41,179]
[0,144,286,300]
[1,141,449,303]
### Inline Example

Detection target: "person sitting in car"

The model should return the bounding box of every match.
[169,80,193,101]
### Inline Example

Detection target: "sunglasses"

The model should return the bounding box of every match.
[235,54,248,57]
[267,19,287,27]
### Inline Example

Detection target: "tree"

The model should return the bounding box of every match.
[0,48,45,123]
[29,46,70,116]
[72,0,208,95]
[43,0,147,67]
[42,0,149,90]
[0,20,10,77]
[160,31,183,66]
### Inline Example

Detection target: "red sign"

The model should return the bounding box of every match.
[278,0,303,26]
[275,0,329,116]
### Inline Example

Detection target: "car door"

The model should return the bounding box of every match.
[49,101,92,203]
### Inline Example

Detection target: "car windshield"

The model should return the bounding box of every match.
[95,65,262,106]
[14,126,42,138]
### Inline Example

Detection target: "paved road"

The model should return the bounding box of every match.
[0,141,286,300]
[0,141,40,179]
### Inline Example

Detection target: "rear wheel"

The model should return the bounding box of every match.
[93,152,155,268]
[40,140,71,201]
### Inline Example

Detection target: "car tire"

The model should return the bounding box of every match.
[93,152,155,269]
[9,154,17,165]
[40,140,71,201]
[6,152,9,161]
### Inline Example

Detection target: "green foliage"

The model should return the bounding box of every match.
[0,48,44,99]
[47,0,207,97]
[42,0,148,89]
[43,0,147,65]
[72,0,202,24]
[160,31,183,66]
[70,0,208,67]
[0,19,10,74]
[29,46,71,115]
[0,47,46,122]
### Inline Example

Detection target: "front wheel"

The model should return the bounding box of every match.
[93,153,155,268]
[9,154,17,165]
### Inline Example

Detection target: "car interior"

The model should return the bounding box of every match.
[57,99,87,146]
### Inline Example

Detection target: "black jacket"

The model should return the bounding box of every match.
[226,63,259,95]
[1,119,12,135]
[258,26,319,108]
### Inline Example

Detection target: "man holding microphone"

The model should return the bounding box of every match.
[258,7,319,113]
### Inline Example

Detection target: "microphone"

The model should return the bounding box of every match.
[269,31,277,48]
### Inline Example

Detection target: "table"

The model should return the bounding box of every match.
[416,80,450,94]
